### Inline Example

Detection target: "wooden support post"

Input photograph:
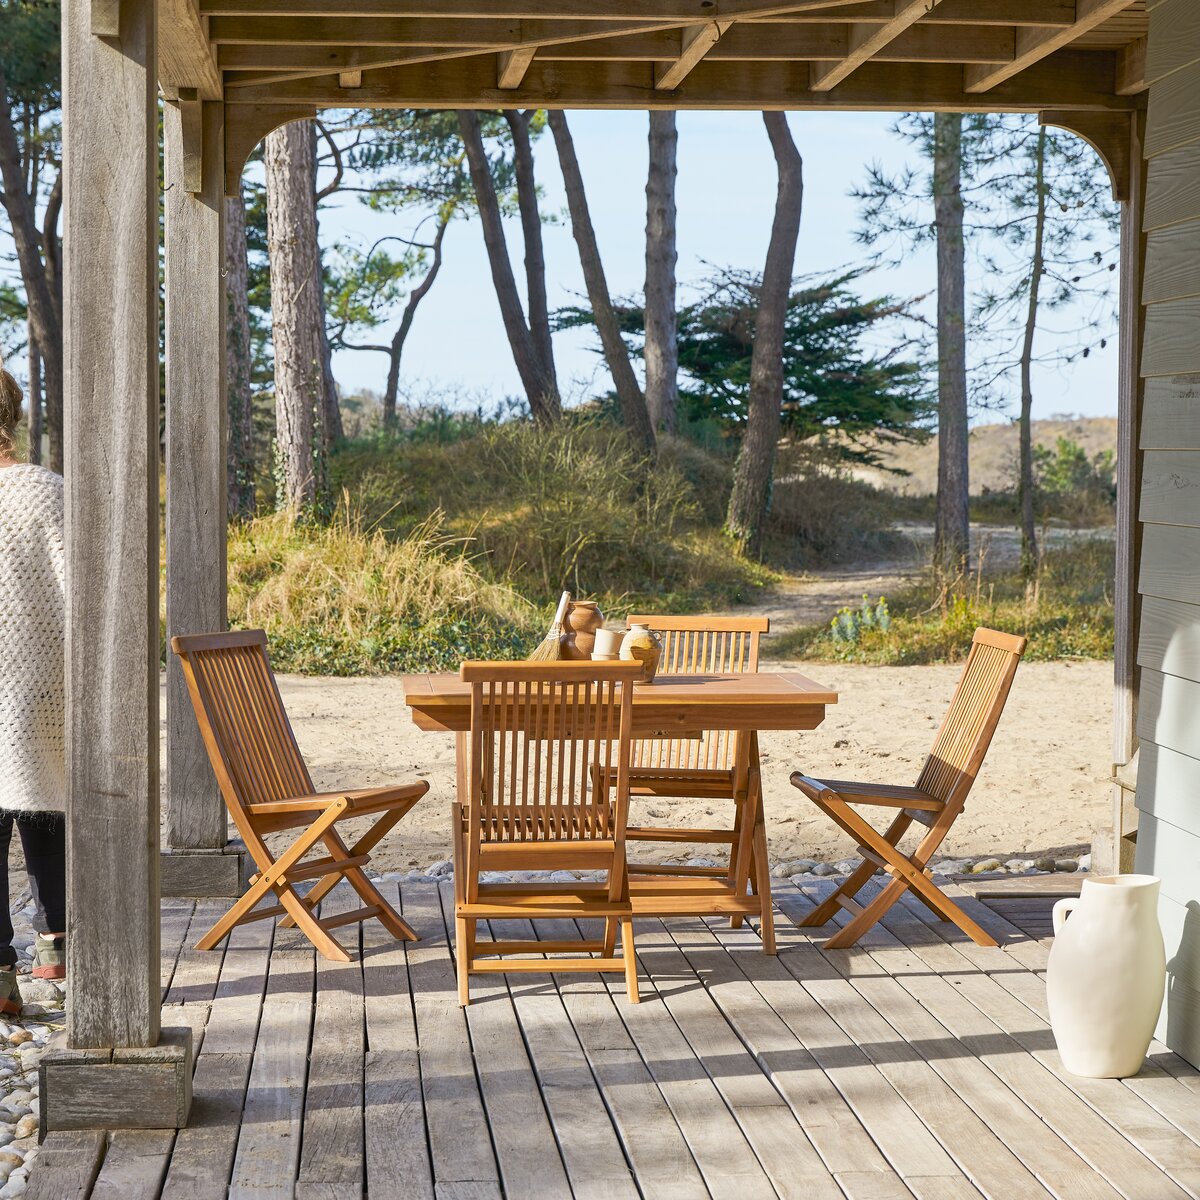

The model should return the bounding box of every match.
[63,0,163,1052]
[1104,111,1148,874]
[164,96,244,897]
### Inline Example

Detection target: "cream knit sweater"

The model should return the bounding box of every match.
[0,465,65,814]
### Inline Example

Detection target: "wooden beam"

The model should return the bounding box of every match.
[1116,35,1147,94]
[199,0,870,17]
[656,20,729,89]
[158,0,222,99]
[1112,111,1146,782]
[810,0,944,91]
[223,103,316,194]
[63,0,162,1050]
[218,22,1019,72]
[965,0,1137,93]
[211,4,887,89]
[498,46,537,87]
[164,98,229,864]
[177,94,204,193]
[1040,110,1132,201]
[91,0,121,38]
[338,69,363,87]
[222,49,1135,112]
[198,0,1076,20]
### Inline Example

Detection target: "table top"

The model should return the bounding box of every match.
[401,669,838,734]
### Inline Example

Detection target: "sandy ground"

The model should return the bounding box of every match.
[267,657,1113,870]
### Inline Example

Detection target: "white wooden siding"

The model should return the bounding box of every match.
[1135,0,1200,1066]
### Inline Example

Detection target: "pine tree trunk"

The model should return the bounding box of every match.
[644,110,679,434]
[265,119,328,515]
[384,214,449,426]
[458,110,560,425]
[27,336,42,466]
[0,75,62,473]
[1019,127,1047,581]
[548,109,656,455]
[932,111,970,580]
[225,189,256,518]
[505,110,558,394]
[726,112,803,559]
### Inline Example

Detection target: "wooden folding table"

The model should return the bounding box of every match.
[402,670,837,953]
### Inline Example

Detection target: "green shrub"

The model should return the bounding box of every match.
[830,595,892,644]
[328,419,773,612]
[765,463,909,567]
[227,505,539,674]
[772,538,1114,664]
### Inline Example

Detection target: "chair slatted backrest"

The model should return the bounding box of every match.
[171,631,314,828]
[625,615,769,773]
[915,627,1027,813]
[462,661,640,845]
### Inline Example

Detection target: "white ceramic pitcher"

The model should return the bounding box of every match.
[1047,874,1165,1078]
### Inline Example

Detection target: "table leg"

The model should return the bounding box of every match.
[752,800,776,955]
[455,732,469,805]
[730,730,757,929]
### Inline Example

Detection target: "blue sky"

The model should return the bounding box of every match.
[318,109,1121,422]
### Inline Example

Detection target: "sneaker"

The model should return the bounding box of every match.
[32,934,64,981]
[0,971,20,1016]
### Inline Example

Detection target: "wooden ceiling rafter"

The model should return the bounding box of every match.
[217,0,886,89]
[964,0,1140,93]
[498,45,538,86]
[656,20,731,89]
[810,0,943,91]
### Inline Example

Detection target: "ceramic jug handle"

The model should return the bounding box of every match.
[1052,897,1079,935]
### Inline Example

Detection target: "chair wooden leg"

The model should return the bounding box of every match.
[751,814,776,955]
[281,801,417,929]
[621,919,639,1003]
[602,917,618,959]
[277,885,352,961]
[456,916,473,1006]
[198,807,343,950]
[823,876,908,950]
[800,859,875,928]
[323,822,419,941]
[811,796,998,950]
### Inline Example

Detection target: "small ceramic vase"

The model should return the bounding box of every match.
[620,623,663,684]
[1047,874,1165,1078]
[562,600,604,660]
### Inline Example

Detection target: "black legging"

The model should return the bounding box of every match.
[0,810,65,967]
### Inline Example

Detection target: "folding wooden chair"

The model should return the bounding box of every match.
[791,627,1027,949]
[171,630,429,962]
[453,660,643,1006]
[617,614,768,865]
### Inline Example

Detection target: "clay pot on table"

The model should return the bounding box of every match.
[620,623,663,684]
[561,600,605,660]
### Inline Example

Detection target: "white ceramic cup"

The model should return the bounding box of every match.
[593,628,622,656]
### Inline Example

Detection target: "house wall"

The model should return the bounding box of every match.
[1134,0,1200,1068]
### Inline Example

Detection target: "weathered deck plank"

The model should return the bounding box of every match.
[88,1130,175,1199]
[296,886,366,1200]
[436,891,573,1200]
[401,883,502,1198]
[362,882,435,1200]
[487,917,639,1200]
[30,882,1200,1200]
[228,944,315,1199]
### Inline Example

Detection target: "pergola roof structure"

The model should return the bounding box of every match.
[154,0,1152,193]
[51,0,1200,1151]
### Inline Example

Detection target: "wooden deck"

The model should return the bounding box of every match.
[28,878,1200,1200]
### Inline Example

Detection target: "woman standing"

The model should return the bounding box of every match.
[0,367,66,1014]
